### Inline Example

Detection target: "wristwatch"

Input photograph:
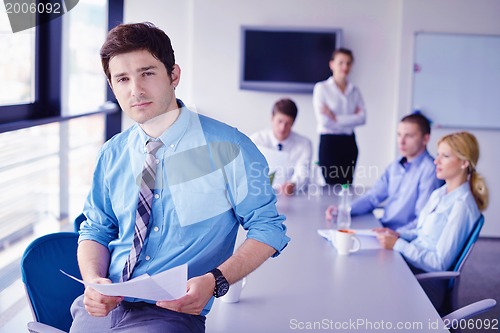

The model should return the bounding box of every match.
[209,268,229,298]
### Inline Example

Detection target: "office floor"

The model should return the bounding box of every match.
[0,280,31,333]
[455,238,500,333]
[0,238,498,333]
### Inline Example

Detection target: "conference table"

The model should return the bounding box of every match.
[206,189,449,332]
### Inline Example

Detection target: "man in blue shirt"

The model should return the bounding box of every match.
[326,113,442,231]
[70,22,289,333]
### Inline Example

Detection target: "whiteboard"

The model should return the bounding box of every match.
[412,32,500,129]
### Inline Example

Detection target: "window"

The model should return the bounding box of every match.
[0,15,35,105]
[0,10,36,125]
[0,0,122,128]
[0,114,104,250]
[62,0,108,115]
[0,1,124,295]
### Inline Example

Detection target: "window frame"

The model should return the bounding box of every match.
[0,0,123,140]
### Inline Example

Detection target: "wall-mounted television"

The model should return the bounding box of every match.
[240,26,342,93]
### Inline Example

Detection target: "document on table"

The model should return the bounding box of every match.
[61,263,187,301]
[317,229,381,250]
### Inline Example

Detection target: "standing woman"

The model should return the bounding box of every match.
[313,48,366,186]
[375,131,489,273]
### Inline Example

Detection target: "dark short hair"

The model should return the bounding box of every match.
[272,98,298,121]
[100,22,175,81]
[401,113,431,135]
[331,48,354,62]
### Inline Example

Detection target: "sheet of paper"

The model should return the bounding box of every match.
[61,263,187,301]
[351,229,378,237]
[256,145,290,186]
[317,229,381,250]
[355,234,382,250]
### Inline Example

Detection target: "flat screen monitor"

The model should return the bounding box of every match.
[240,26,342,93]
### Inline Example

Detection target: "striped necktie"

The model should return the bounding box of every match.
[122,140,163,281]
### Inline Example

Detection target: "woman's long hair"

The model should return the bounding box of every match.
[438,131,489,211]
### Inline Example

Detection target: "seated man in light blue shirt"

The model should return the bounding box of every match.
[326,113,443,231]
[70,22,289,333]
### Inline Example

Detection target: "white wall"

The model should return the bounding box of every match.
[124,0,402,188]
[124,0,500,236]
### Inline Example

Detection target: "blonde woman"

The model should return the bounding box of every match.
[375,131,489,273]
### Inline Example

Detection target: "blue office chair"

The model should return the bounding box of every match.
[442,298,496,333]
[21,232,83,333]
[73,213,86,232]
[416,214,485,314]
[443,298,496,322]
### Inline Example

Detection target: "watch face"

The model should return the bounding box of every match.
[217,279,230,297]
[211,268,230,298]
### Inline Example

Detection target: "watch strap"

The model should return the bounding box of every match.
[210,268,229,297]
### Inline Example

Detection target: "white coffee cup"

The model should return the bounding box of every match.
[335,229,361,255]
[220,278,247,303]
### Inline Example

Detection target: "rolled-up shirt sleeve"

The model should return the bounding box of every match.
[79,146,119,247]
[230,131,290,256]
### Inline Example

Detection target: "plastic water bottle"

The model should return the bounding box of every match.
[336,184,351,229]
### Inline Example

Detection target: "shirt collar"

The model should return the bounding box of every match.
[270,130,294,149]
[399,149,431,170]
[136,99,191,152]
[435,182,470,209]
[327,76,354,95]
[399,157,409,168]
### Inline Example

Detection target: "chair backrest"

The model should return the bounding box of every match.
[21,232,84,332]
[416,214,485,315]
[446,214,484,311]
[451,214,484,273]
[74,213,86,232]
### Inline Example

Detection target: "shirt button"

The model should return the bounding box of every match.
[145,256,151,261]
[153,226,159,232]
[155,159,160,164]
[170,144,175,148]
[154,194,160,199]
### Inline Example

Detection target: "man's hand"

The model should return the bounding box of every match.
[373,228,400,249]
[325,205,338,221]
[156,273,214,315]
[83,277,123,317]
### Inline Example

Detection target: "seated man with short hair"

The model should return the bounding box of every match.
[250,98,313,196]
[326,113,443,231]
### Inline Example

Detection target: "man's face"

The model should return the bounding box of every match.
[272,112,294,141]
[397,122,429,161]
[108,49,180,124]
